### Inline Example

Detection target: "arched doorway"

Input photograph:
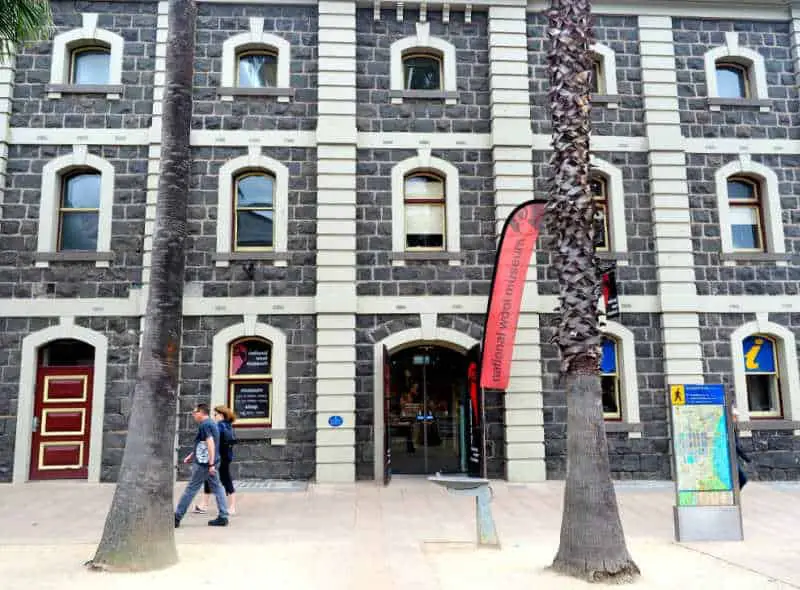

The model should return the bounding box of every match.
[387,345,469,475]
[29,339,96,480]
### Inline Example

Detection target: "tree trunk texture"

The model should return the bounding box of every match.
[87,0,196,573]
[545,0,639,582]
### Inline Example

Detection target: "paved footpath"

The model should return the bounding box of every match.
[1,478,799,589]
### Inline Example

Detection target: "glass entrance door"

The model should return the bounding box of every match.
[387,345,468,475]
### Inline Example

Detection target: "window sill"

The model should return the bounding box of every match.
[390,89,459,105]
[591,93,621,109]
[34,251,113,268]
[218,87,293,103]
[604,421,642,438]
[738,419,800,437]
[233,427,287,446]
[46,84,123,100]
[390,251,462,266]
[707,97,771,112]
[212,251,289,268]
[720,252,791,267]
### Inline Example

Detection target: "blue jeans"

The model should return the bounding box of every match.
[176,463,229,519]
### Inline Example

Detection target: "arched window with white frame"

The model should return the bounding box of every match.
[714,156,787,262]
[390,22,457,104]
[589,156,627,258]
[730,320,800,424]
[599,321,641,434]
[219,18,291,102]
[704,32,770,111]
[589,43,619,108]
[390,151,461,265]
[46,13,124,99]
[35,147,115,267]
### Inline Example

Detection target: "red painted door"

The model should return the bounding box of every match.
[29,366,94,480]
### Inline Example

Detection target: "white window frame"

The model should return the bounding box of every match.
[390,22,457,104]
[704,31,769,111]
[590,42,619,108]
[36,145,115,268]
[48,12,124,99]
[391,149,460,265]
[601,321,641,436]
[220,17,291,102]
[212,320,288,446]
[216,149,289,267]
[714,155,786,262]
[730,318,800,426]
[590,155,627,259]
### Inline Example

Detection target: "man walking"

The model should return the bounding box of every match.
[175,404,230,527]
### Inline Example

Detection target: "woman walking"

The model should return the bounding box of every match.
[194,405,238,514]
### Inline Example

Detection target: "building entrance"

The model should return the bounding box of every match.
[386,345,471,475]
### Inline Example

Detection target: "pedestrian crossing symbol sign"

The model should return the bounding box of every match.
[671,385,686,406]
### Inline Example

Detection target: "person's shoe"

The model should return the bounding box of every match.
[174,515,181,528]
[192,505,207,514]
[228,507,236,516]
[208,516,228,527]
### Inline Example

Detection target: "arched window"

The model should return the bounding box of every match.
[590,56,604,94]
[404,172,445,250]
[228,337,273,427]
[715,62,749,99]
[59,171,101,252]
[727,176,764,252]
[742,335,782,418]
[237,49,278,88]
[70,45,111,85]
[591,175,609,251]
[403,52,442,91]
[233,172,275,251]
[600,337,621,420]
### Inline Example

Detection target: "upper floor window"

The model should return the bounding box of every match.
[727,177,764,252]
[403,52,442,91]
[404,172,445,250]
[715,62,749,99]
[743,335,781,418]
[591,175,609,251]
[590,57,604,94]
[59,171,101,251]
[600,337,621,420]
[237,49,277,88]
[228,337,273,427]
[70,46,111,85]
[234,172,275,251]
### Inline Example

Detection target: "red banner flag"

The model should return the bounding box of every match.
[480,200,546,390]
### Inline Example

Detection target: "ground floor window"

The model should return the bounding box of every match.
[600,338,621,420]
[228,337,273,426]
[743,334,782,418]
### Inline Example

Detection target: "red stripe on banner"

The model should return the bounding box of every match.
[480,200,546,391]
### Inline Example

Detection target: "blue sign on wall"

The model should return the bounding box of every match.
[743,336,776,373]
[328,415,343,428]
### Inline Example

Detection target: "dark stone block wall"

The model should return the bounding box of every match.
[0,145,148,299]
[355,149,495,296]
[0,317,58,482]
[11,1,157,129]
[186,146,317,297]
[688,153,800,296]
[355,9,490,133]
[194,4,318,131]
[542,313,671,480]
[673,19,800,139]
[535,151,657,297]
[528,13,644,136]
[354,314,504,480]
[699,313,800,480]
[179,314,316,480]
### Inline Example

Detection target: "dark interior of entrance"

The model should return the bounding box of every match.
[387,345,468,475]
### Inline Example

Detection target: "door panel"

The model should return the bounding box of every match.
[30,367,94,480]
[466,344,483,478]
[383,345,392,486]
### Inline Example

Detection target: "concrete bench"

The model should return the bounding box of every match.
[428,475,500,547]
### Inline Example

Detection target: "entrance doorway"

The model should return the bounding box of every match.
[386,345,470,475]
[29,339,95,480]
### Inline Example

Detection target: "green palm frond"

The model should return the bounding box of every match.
[0,0,53,58]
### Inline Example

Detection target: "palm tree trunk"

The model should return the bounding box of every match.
[87,0,195,572]
[545,0,639,582]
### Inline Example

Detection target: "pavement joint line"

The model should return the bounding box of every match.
[673,542,800,589]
